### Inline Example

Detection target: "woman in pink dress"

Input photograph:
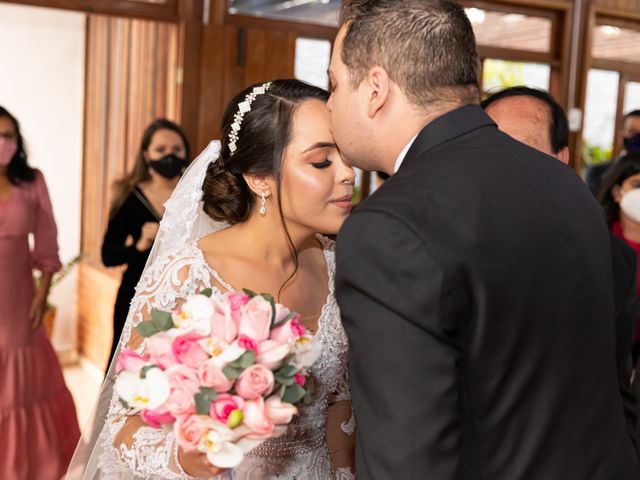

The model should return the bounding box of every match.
[0,106,80,479]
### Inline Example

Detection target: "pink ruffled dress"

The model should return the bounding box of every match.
[0,170,80,479]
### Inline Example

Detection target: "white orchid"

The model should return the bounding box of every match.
[291,335,322,369]
[199,337,245,369]
[114,367,171,410]
[172,294,214,336]
[197,421,244,468]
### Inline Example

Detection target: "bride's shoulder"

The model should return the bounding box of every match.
[140,240,207,282]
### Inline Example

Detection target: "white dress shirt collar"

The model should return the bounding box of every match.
[393,134,418,173]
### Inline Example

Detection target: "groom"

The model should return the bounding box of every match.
[331,1,640,479]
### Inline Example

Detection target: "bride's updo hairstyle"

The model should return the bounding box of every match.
[202,79,329,224]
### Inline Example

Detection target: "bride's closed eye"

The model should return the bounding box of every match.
[312,159,332,169]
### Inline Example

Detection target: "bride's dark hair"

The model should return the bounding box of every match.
[202,79,329,224]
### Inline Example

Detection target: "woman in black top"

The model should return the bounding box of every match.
[102,119,190,369]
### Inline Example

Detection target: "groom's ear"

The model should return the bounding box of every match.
[243,174,273,198]
[365,67,391,119]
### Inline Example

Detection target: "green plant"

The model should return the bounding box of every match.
[582,141,613,166]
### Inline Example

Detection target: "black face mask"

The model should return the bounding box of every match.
[623,134,640,154]
[148,154,186,179]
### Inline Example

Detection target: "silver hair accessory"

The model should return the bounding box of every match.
[228,81,272,154]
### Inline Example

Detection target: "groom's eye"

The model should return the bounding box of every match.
[312,159,332,169]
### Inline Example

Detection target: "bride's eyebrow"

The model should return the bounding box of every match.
[303,142,336,153]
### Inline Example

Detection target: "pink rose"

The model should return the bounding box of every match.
[274,304,292,324]
[265,395,298,425]
[235,364,274,400]
[197,359,233,393]
[270,315,305,344]
[243,398,274,439]
[172,332,209,368]
[145,332,178,369]
[256,340,290,370]
[238,335,258,351]
[294,373,306,387]
[210,300,238,344]
[165,386,196,416]
[238,296,272,343]
[174,414,207,452]
[210,394,245,423]
[141,406,175,428]
[116,349,151,373]
[166,364,200,393]
[227,293,250,324]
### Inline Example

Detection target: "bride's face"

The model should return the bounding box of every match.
[278,99,355,235]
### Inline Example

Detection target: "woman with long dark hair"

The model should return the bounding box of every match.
[102,119,190,368]
[72,80,356,479]
[0,106,80,479]
[598,151,640,364]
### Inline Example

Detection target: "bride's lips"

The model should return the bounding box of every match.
[331,194,354,209]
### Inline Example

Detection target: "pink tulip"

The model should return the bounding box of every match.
[210,394,245,423]
[238,296,272,343]
[243,398,274,439]
[197,359,233,393]
[227,293,251,324]
[256,340,290,370]
[265,395,298,425]
[115,349,150,373]
[141,406,175,428]
[210,301,238,344]
[145,332,178,369]
[235,364,274,400]
[294,373,306,387]
[174,414,208,452]
[270,315,305,344]
[238,334,258,352]
[172,332,209,368]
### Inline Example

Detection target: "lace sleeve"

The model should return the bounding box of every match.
[98,247,227,479]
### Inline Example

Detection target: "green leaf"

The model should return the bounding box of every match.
[195,393,212,415]
[304,375,316,395]
[199,288,213,298]
[119,398,130,409]
[199,387,218,402]
[275,364,298,378]
[275,374,296,387]
[238,350,256,369]
[140,365,156,379]
[242,288,258,298]
[303,389,314,405]
[223,366,242,380]
[135,320,158,338]
[274,311,297,326]
[281,384,306,404]
[261,294,277,326]
[151,310,174,331]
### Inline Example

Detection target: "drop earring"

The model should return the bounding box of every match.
[260,191,267,216]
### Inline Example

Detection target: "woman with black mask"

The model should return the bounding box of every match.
[101,119,190,370]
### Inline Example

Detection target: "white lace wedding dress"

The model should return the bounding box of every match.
[94,234,354,479]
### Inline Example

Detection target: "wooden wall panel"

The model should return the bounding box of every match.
[78,14,182,366]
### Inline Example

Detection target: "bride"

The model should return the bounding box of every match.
[69,79,356,479]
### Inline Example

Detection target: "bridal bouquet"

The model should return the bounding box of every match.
[114,289,321,469]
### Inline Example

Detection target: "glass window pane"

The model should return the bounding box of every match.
[295,37,331,90]
[465,8,551,53]
[592,25,640,63]
[623,81,640,115]
[481,59,550,93]
[229,0,340,27]
[582,69,620,163]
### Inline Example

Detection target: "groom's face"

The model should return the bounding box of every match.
[327,26,371,170]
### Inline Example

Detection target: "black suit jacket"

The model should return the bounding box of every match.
[336,105,640,479]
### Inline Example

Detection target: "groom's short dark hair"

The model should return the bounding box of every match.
[340,0,480,107]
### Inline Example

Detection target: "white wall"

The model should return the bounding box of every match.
[0,3,85,352]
